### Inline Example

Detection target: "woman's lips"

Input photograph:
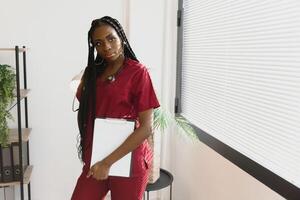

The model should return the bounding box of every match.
[105,53,115,58]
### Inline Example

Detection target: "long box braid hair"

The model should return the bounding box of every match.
[77,16,138,161]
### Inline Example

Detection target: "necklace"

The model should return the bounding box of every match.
[107,74,116,82]
[106,63,125,83]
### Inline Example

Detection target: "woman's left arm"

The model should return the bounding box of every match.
[87,108,153,180]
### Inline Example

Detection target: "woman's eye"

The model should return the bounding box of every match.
[108,37,116,42]
[95,42,102,47]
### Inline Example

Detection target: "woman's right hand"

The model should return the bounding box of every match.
[86,160,111,180]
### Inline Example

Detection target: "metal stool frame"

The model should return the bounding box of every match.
[144,168,173,200]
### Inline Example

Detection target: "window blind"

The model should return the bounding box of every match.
[181,0,300,188]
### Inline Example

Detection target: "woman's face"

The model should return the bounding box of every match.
[92,24,124,63]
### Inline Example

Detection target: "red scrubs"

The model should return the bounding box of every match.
[71,58,160,200]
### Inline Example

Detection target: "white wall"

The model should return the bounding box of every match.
[172,134,285,200]
[0,0,125,199]
[128,0,164,95]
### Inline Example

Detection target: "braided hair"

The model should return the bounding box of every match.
[77,16,138,161]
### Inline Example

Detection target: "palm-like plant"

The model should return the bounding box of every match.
[153,107,198,141]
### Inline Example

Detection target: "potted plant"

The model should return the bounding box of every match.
[146,107,197,183]
[0,64,16,146]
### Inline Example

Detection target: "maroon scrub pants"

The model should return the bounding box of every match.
[71,141,152,200]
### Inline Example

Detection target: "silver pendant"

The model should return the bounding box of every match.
[107,75,115,82]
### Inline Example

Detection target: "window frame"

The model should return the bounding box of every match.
[175,0,300,199]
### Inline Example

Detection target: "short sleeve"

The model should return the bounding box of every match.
[133,67,160,113]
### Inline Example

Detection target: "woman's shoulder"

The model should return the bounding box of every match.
[126,58,148,72]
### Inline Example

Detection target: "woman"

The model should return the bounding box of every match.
[71,16,160,200]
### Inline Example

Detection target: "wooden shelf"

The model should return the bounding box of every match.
[0,48,27,52]
[8,89,31,111]
[8,128,32,143]
[0,165,33,187]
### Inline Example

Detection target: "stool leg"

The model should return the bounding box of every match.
[147,191,149,200]
[170,183,172,200]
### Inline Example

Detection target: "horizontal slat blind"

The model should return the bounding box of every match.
[181,0,300,188]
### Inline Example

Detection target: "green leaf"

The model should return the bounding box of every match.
[153,107,171,132]
[153,107,198,142]
[0,64,16,146]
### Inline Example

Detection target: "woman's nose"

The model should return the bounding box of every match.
[103,41,111,51]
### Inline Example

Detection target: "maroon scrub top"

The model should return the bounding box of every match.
[77,58,160,174]
[95,58,159,119]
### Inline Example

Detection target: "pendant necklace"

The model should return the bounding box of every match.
[106,63,124,83]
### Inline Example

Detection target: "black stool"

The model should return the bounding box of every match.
[144,168,173,200]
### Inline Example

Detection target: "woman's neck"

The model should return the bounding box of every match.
[106,54,125,70]
[101,55,126,81]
